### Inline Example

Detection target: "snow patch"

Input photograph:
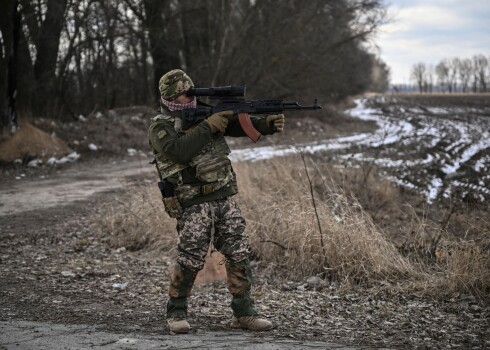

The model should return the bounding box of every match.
[47,152,81,165]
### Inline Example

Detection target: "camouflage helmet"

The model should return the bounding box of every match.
[159,69,194,101]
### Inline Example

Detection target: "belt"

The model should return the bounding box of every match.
[201,183,216,195]
[176,181,229,202]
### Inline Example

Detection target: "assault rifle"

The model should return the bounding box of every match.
[184,86,322,142]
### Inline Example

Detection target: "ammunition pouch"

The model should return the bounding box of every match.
[162,197,183,219]
[158,181,183,219]
[174,156,235,203]
[195,158,233,183]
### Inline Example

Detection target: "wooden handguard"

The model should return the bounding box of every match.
[237,113,261,143]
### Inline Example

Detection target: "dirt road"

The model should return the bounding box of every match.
[1,320,360,350]
[0,157,153,217]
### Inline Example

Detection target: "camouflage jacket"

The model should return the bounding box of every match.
[148,105,276,208]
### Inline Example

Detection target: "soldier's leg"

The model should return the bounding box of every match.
[167,263,198,320]
[167,203,212,323]
[225,259,257,317]
[214,198,272,330]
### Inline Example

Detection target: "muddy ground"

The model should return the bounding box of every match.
[1,95,489,349]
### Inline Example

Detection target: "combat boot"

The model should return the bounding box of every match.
[226,260,272,330]
[167,318,191,333]
[231,316,274,331]
[166,263,198,333]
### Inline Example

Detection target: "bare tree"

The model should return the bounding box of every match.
[411,62,426,93]
[447,58,459,93]
[28,0,68,116]
[457,58,472,93]
[410,54,490,94]
[2,0,390,122]
[425,65,434,93]
[138,0,388,103]
[20,0,153,116]
[472,54,488,92]
[435,60,449,93]
[142,0,180,98]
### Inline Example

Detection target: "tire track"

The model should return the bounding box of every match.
[229,96,490,202]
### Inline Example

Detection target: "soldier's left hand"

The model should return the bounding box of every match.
[266,114,285,132]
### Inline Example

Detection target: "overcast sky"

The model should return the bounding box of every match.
[376,0,490,85]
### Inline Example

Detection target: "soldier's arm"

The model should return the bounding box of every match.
[149,121,213,163]
[224,115,275,137]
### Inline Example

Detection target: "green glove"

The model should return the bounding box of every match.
[266,114,285,132]
[205,110,234,133]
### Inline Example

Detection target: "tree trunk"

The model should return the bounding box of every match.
[0,0,20,133]
[143,0,180,102]
[32,0,67,117]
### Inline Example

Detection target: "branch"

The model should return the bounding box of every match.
[300,151,328,264]
[259,240,287,251]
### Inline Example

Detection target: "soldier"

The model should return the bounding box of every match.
[148,69,285,334]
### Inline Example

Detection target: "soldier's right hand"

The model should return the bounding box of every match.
[205,110,234,133]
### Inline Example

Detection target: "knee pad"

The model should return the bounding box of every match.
[225,260,253,296]
[169,263,199,298]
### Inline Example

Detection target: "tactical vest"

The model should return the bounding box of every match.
[151,113,237,205]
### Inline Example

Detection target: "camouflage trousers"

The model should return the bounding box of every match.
[175,197,251,270]
[167,197,258,318]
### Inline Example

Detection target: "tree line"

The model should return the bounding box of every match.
[410,55,489,94]
[0,0,390,132]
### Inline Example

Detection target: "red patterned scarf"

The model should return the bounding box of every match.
[161,97,197,111]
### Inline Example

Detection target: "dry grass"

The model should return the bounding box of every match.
[94,155,489,299]
[95,185,177,252]
[234,157,414,283]
[431,240,490,299]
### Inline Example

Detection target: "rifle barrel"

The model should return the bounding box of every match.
[283,99,322,110]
